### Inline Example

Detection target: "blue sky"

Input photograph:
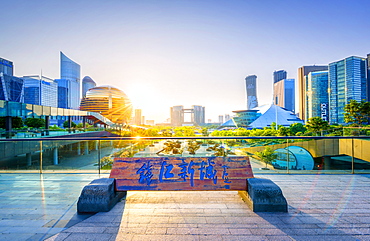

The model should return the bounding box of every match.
[1,0,369,123]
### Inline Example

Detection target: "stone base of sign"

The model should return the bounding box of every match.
[77,178,126,213]
[239,178,288,212]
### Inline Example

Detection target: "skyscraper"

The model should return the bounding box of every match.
[218,115,224,124]
[192,105,205,125]
[305,71,329,121]
[245,75,258,110]
[0,57,13,76]
[60,52,81,109]
[273,70,287,84]
[0,73,24,102]
[328,56,367,124]
[170,105,184,126]
[82,76,96,98]
[367,54,370,100]
[23,75,58,107]
[298,65,328,121]
[134,109,142,125]
[273,79,295,112]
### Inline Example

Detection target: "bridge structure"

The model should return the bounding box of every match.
[0,100,116,138]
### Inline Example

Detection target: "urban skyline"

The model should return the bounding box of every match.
[1,0,370,122]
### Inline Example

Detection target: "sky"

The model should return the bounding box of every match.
[1,0,370,123]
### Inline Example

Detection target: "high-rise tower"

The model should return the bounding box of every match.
[298,65,328,121]
[273,78,295,113]
[82,76,96,98]
[273,70,287,84]
[245,75,258,110]
[60,52,81,109]
[328,56,367,124]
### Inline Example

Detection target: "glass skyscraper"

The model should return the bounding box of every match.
[60,52,81,109]
[23,75,58,107]
[0,73,24,102]
[82,76,96,98]
[245,75,258,110]
[273,79,295,113]
[305,71,329,121]
[328,56,367,124]
[0,57,13,76]
[273,70,287,84]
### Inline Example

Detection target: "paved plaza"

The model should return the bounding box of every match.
[0,173,370,241]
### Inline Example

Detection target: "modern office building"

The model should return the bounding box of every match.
[0,73,24,103]
[82,76,96,98]
[305,71,329,121]
[328,56,367,124]
[0,57,13,76]
[273,70,287,84]
[23,75,58,107]
[80,85,133,124]
[170,105,205,126]
[298,65,328,121]
[367,54,370,100]
[273,78,295,112]
[170,106,184,126]
[245,75,258,110]
[134,109,142,125]
[192,105,205,125]
[225,114,231,122]
[55,79,68,108]
[60,52,81,109]
[218,115,224,124]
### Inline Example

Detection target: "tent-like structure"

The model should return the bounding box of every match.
[219,104,303,129]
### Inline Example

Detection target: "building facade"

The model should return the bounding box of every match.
[305,71,329,121]
[328,56,367,124]
[80,85,133,124]
[0,57,13,76]
[134,109,142,125]
[245,75,258,110]
[60,52,81,109]
[82,76,96,98]
[273,70,287,84]
[0,73,24,102]
[298,65,328,121]
[273,78,295,113]
[170,105,205,126]
[192,105,205,125]
[170,106,184,126]
[23,75,58,107]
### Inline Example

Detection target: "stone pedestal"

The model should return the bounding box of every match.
[239,178,288,212]
[77,178,126,213]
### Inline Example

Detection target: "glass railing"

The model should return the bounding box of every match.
[0,136,370,174]
[0,127,106,139]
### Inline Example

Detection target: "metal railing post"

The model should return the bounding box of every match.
[98,140,101,175]
[39,141,43,174]
[351,138,354,174]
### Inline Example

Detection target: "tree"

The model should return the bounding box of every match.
[290,123,307,135]
[255,147,278,169]
[305,117,330,136]
[0,117,23,129]
[344,100,370,126]
[63,121,76,128]
[24,118,45,128]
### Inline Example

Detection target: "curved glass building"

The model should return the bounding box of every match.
[60,52,81,109]
[80,85,133,124]
[82,76,96,98]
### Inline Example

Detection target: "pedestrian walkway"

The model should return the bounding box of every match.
[1,174,370,240]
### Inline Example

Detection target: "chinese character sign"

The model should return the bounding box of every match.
[110,157,253,191]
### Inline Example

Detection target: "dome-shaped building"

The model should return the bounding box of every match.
[80,85,133,124]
